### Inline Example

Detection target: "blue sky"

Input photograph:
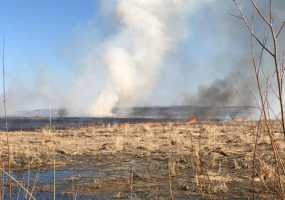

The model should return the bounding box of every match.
[0,0,100,84]
[0,0,253,112]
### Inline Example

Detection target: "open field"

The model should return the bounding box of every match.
[2,0,285,199]
[0,121,284,199]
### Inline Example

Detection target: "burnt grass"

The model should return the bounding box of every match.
[0,121,285,199]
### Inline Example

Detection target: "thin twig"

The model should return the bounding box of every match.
[0,167,35,200]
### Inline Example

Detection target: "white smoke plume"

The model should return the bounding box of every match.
[91,0,213,116]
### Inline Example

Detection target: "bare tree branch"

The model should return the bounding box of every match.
[232,0,274,57]
[277,21,285,38]
[250,0,272,27]
[269,0,272,24]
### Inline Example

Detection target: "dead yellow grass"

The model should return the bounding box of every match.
[0,121,284,199]
[0,122,282,169]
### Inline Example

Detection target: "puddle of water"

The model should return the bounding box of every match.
[4,157,197,200]
[6,163,132,200]
[5,167,115,199]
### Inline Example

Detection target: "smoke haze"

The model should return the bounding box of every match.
[1,0,285,116]
[91,0,214,116]
[184,62,255,107]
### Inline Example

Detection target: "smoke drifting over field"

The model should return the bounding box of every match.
[186,63,255,107]
[90,0,215,116]
[2,0,285,117]
[182,0,285,110]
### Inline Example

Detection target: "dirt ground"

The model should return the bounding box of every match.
[0,121,284,199]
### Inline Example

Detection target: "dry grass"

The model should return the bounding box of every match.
[0,121,284,199]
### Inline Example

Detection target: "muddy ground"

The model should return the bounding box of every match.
[0,121,284,199]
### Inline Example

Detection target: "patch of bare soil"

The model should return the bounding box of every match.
[0,121,284,199]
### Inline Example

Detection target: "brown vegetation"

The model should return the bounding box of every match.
[0,121,284,199]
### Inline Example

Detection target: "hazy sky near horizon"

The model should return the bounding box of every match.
[0,0,284,113]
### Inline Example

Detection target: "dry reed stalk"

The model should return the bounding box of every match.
[188,130,193,151]
[232,1,285,198]
[1,162,4,200]
[251,116,262,200]
[0,153,3,200]
[73,183,78,200]
[0,166,35,200]
[210,127,217,167]
[2,36,11,200]
[49,106,56,200]
[25,161,31,199]
[73,192,77,200]
[53,139,56,200]
[7,135,11,200]
[195,132,202,190]
[16,176,30,200]
[16,180,22,200]
[130,165,134,200]
[168,157,174,200]
[71,173,75,200]
[28,174,39,200]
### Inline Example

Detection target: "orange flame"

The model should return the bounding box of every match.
[187,116,198,124]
